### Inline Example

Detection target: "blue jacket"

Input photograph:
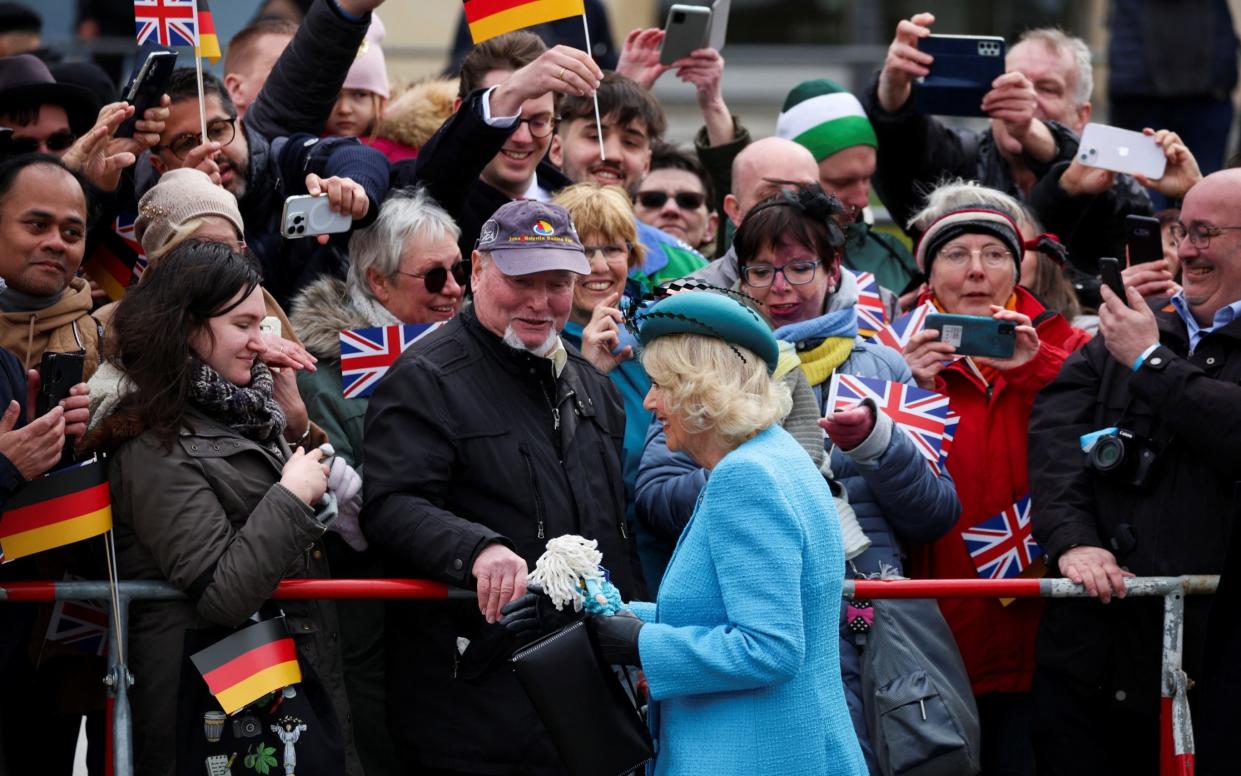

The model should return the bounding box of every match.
[630,424,866,776]
[634,339,960,769]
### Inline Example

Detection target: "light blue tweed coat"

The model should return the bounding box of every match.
[629,424,867,776]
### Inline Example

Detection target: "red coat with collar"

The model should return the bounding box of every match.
[908,286,1091,696]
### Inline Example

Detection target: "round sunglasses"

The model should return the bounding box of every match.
[397,260,470,293]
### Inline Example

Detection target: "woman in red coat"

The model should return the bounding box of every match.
[900,186,1090,776]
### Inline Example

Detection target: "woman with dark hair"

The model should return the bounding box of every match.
[87,241,361,776]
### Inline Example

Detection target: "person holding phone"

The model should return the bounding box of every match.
[899,195,1090,775]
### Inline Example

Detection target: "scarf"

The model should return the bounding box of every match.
[188,359,286,453]
[774,308,859,387]
[348,284,401,328]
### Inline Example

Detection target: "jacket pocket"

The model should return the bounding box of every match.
[518,444,547,540]
[874,670,973,775]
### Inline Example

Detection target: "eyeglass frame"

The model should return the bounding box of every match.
[635,190,707,211]
[161,116,239,160]
[935,245,1016,269]
[1169,221,1241,250]
[395,259,471,293]
[581,242,633,262]
[739,259,821,288]
[514,113,556,139]
[7,129,78,155]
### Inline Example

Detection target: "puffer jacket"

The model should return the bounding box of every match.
[101,410,360,776]
[0,278,102,378]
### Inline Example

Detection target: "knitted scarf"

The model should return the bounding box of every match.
[189,359,286,453]
[348,283,401,328]
[774,308,858,387]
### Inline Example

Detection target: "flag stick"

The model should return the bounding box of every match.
[580,13,605,161]
[192,0,208,145]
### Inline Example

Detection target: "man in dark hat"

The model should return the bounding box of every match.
[0,53,99,157]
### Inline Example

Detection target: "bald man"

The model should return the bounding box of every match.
[1028,169,1241,773]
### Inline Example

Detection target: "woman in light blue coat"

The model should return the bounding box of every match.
[584,290,866,776]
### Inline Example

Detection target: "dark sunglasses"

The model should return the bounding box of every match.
[398,260,470,293]
[7,130,77,155]
[636,190,706,210]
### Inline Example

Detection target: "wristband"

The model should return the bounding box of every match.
[1131,343,1160,372]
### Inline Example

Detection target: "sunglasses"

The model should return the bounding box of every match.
[636,190,706,210]
[7,130,77,155]
[397,260,470,293]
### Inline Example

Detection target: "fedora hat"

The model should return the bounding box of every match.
[0,54,100,135]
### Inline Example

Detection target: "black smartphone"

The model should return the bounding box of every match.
[914,34,1006,117]
[924,313,1016,358]
[1099,257,1128,307]
[115,49,178,139]
[1125,214,1163,266]
[36,351,85,467]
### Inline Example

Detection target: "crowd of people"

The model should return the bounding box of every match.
[0,1,1239,774]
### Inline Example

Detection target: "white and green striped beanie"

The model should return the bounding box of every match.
[776,79,877,163]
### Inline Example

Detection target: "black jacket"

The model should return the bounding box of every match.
[862,76,1152,274]
[1028,304,1241,710]
[360,306,644,773]
[392,88,572,258]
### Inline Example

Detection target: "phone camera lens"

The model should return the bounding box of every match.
[672,11,685,22]
[296,225,305,234]
[293,214,305,224]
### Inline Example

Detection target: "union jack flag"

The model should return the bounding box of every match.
[849,270,888,336]
[939,409,960,470]
[340,322,443,399]
[115,213,148,281]
[45,588,109,656]
[868,301,935,352]
[825,374,951,469]
[134,0,199,48]
[962,495,1043,580]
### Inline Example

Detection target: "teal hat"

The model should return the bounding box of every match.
[635,291,779,375]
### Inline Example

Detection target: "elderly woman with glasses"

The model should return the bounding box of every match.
[899,193,1091,775]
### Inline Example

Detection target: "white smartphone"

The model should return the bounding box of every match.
[660,4,712,65]
[1077,123,1167,180]
[280,194,352,239]
[707,0,730,53]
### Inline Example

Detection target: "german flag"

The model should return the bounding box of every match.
[0,459,111,563]
[191,618,302,715]
[196,0,222,64]
[464,0,585,45]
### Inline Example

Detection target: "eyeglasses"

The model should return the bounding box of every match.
[8,130,77,155]
[741,260,820,288]
[516,114,555,139]
[635,190,706,210]
[582,242,631,262]
[164,117,238,160]
[1169,221,1241,249]
[937,246,1014,269]
[397,260,470,293]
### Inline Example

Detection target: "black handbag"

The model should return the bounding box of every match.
[512,620,654,776]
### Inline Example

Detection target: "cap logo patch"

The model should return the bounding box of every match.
[479,219,499,244]
[532,219,555,236]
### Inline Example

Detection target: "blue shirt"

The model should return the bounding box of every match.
[1170,290,1241,352]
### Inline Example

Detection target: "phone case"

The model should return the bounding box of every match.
[116,49,177,139]
[707,0,730,52]
[660,5,712,65]
[1098,257,1128,306]
[925,313,1016,359]
[1078,123,1167,179]
[1124,215,1164,265]
[914,35,1005,118]
[281,195,352,239]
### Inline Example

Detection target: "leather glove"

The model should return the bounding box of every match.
[327,456,362,504]
[587,611,643,667]
[499,582,583,638]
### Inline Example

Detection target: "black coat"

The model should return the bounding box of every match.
[391,89,572,259]
[1028,305,1241,712]
[360,307,645,774]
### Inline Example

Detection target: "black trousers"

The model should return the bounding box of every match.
[1031,667,1160,776]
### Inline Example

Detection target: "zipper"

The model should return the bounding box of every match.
[520,445,547,539]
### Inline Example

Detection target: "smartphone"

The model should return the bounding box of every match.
[924,313,1016,358]
[660,4,712,65]
[281,195,352,239]
[914,34,1006,118]
[1099,257,1128,307]
[115,49,177,139]
[36,351,85,467]
[1125,214,1163,266]
[1077,123,1167,180]
[707,0,730,53]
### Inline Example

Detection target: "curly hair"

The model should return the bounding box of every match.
[641,333,791,451]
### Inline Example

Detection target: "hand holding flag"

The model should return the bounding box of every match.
[825,373,951,472]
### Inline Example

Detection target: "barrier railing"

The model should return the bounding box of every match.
[0,575,1217,776]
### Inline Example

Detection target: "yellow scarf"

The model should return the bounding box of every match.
[797,336,856,387]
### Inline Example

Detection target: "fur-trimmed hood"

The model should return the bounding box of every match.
[376,77,458,151]
[288,276,374,360]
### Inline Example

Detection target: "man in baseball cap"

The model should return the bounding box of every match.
[361,195,643,775]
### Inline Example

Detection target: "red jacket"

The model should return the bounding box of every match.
[909,286,1091,696]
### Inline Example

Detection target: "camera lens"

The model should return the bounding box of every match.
[1090,436,1125,472]
[673,11,685,22]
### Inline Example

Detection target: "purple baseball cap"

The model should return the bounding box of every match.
[476,200,589,275]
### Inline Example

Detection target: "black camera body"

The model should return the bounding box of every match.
[1087,428,1159,488]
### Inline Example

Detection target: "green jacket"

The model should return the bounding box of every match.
[844,221,920,296]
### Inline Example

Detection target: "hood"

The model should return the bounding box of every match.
[288,276,372,359]
[376,78,458,151]
[0,277,97,369]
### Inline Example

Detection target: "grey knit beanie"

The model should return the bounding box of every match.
[136,168,244,257]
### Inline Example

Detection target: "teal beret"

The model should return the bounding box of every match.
[636,291,779,375]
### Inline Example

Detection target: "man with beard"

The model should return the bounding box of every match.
[361,199,644,774]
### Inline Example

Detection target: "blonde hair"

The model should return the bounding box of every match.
[552,183,647,270]
[641,334,791,450]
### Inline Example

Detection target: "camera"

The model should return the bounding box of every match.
[1086,428,1159,488]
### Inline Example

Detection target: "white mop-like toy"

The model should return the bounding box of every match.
[527,535,626,616]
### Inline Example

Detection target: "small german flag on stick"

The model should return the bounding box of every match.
[192,618,302,715]
[464,0,585,45]
[0,458,111,563]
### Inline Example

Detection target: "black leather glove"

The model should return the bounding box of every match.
[587,611,644,667]
[499,583,583,638]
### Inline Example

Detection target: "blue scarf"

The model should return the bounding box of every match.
[773,307,859,346]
